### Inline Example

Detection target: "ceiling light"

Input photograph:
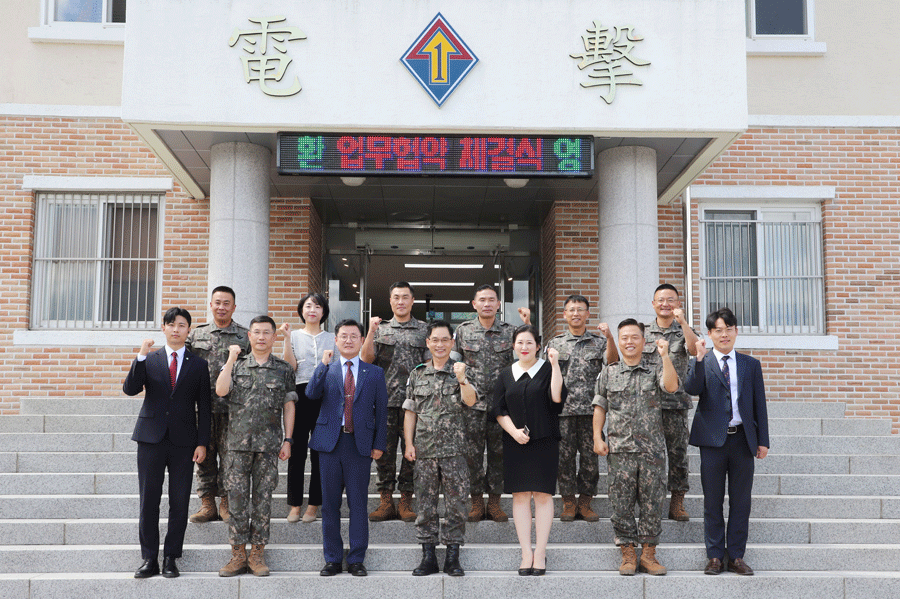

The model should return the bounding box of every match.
[504,178,529,188]
[413,300,472,304]
[341,177,366,187]
[404,263,483,269]
[408,282,474,287]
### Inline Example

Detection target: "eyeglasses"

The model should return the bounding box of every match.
[711,327,736,335]
[564,307,587,314]
[654,298,678,305]
[337,334,361,341]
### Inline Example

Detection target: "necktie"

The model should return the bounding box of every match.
[722,355,732,421]
[169,352,178,388]
[343,361,355,433]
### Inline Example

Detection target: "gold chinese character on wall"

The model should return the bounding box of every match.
[228,16,306,97]
[570,20,650,104]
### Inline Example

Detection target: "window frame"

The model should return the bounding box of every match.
[745,0,826,56]
[29,0,125,45]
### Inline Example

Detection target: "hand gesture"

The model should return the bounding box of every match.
[518,307,531,324]
[227,344,241,360]
[139,339,155,357]
[453,362,467,383]
[695,339,708,361]
[513,428,530,445]
[597,322,611,338]
[369,316,382,330]
[656,338,670,358]
[593,437,609,456]
[192,446,206,464]
[673,308,686,323]
[279,441,291,461]
[404,444,416,462]
[322,349,334,365]
[547,347,559,365]
[279,322,291,335]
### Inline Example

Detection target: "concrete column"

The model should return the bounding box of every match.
[209,142,271,327]
[597,145,658,327]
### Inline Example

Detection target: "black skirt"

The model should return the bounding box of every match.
[502,434,559,494]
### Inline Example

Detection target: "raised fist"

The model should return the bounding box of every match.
[322,349,334,364]
[695,339,708,361]
[369,316,382,330]
[673,308,685,322]
[139,339,155,356]
[228,344,242,359]
[597,322,611,338]
[547,347,559,364]
[453,362,467,382]
[518,307,531,323]
[279,322,291,335]
[656,338,670,357]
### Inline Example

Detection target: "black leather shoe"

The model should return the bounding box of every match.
[320,562,342,576]
[532,558,546,576]
[347,562,368,576]
[161,557,179,578]
[704,557,724,575]
[134,559,160,579]
[727,557,754,576]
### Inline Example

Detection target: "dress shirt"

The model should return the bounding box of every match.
[712,347,740,426]
[136,345,185,381]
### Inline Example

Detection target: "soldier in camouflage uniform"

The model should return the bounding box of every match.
[216,315,296,578]
[402,320,476,577]
[592,319,679,577]
[186,286,250,524]
[361,282,428,522]
[644,284,700,521]
[545,294,618,522]
[451,284,529,522]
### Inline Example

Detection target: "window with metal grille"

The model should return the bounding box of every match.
[32,192,161,329]
[699,205,824,335]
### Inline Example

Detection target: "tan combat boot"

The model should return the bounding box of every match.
[559,495,578,521]
[467,494,485,522]
[368,490,398,522]
[619,544,637,576]
[397,491,417,523]
[668,491,689,521]
[218,544,248,577]
[486,494,508,522]
[218,495,231,522]
[247,544,270,576]
[189,494,219,523]
[638,544,667,576]
[577,494,600,522]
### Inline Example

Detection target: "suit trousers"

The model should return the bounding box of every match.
[136,435,195,560]
[319,431,373,564]
[699,431,755,560]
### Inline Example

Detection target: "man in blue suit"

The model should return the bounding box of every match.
[307,319,388,576]
[684,307,769,576]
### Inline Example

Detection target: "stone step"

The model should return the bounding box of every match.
[1,543,899,574]
[0,416,44,433]
[2,516,896,547]
[0,494,895,520]
[2,570,896,599]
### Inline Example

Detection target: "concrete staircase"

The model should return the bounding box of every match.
[2,398,900,598]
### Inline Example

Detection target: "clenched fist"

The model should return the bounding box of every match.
[279,322,291,335]
[139,339,155,357]
[695,339,708,361]
[453,361,467,383]
[656,338,670,357]
[597,322,611,338]
[547,347,559,364]
[322,349,334,364]
[518,307,531,323]
[369,316,382,330]
[227,344,242,359]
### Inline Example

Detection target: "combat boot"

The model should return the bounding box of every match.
[218,495,230,522]
[218,544,248,577]
[559,495,578,521]
[247,544,270,576]
[668,491,689,521]
[577,494,600,522]
[397,491,417,522]
[618,544,637,576]
[467,494,485,522]
[638,544,667,576]
[412,543,439,576]
[486,494,508,522]
[443,543,464,576]
[369,490,398,521]
[189,494,219,523]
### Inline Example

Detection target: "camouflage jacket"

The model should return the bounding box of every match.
[402,359,474,459]
[593,355,667,455]
[226,354,297,453]
[371,316,429,408]
[186,321,250,413]
[643,319,698,410]
[452,318,514,411]
[546,330,608,416]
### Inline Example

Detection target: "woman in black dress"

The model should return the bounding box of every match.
[493,324,566,576]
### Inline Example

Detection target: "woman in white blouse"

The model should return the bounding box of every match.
[281,292,336,523]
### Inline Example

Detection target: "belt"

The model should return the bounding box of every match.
[727,424,743,435]
[342,426,354,434]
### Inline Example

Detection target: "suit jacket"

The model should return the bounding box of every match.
[684,351,769,454]
[306,358,388,457]
[123,347,212,448]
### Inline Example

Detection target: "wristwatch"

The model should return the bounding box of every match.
[283,437,293,445]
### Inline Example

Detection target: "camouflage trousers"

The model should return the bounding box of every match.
[462,408,504,496]
[557,415,599,496]
[607,451,665,546]
[414,455,469,545]
[195,411,229,498]
[662,409,690,493]
[373,406,415,494]
[225,450,279,545]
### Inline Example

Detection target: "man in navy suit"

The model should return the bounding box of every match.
[684,307,769,576]
[123,307,212,579]
[307,319,388,576]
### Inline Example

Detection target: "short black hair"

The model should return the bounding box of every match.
[705,307,738,331]
[426,320,453,338]
[211,286,236,302]
[297,292,330,324]
[335,318,365,337]
[564,294,590,309]
[654,283,679,297]
[617,318,645,334]
[248,315,276,331]
[389,281,415,296]
[513,323,541,346]
[163,307,192,326]
[473,284,498,299]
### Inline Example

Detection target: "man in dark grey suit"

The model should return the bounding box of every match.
[684,307,769,576]
[123,307,211,579]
